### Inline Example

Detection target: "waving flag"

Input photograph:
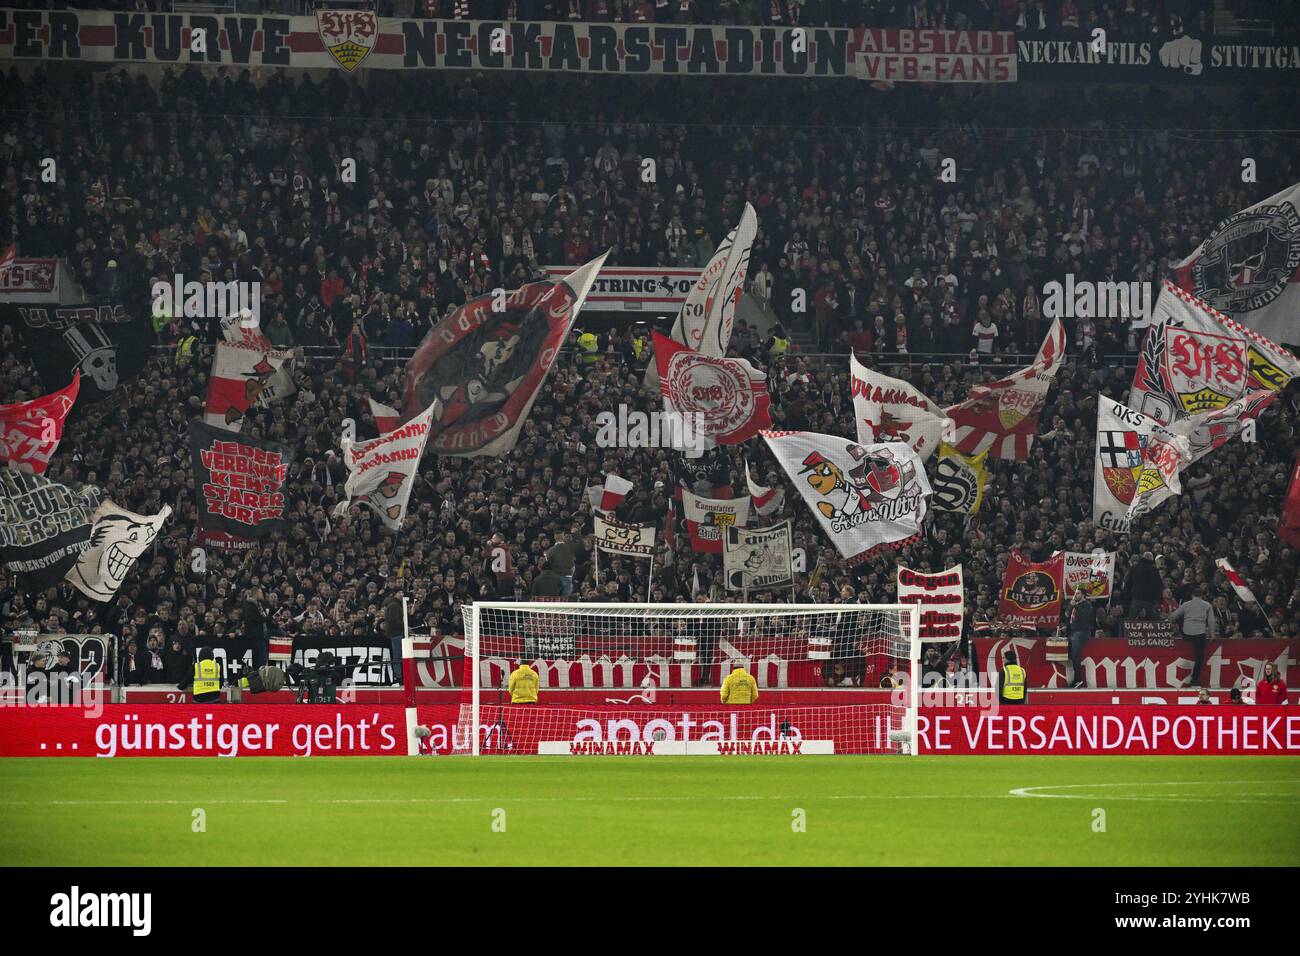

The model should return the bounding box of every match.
[762,430,931,564]
[402,253,606,457]
[587,473,634,515]
[0,371,79,474]
[1129,281,1299,427]
[850,354,947,461]
[66,501,171,601]
[0,469,98,592]
[1172,181,1300,346]
[204,341,295,431]
[945,318,1066,460]
[189,421,293,547]
[654,332,771,447]
[368,397,400,435]
[745,460,784,516]
[1092,397,1190,534]
[646,203,757,388]
[1215,558,1259,604]
[930,443,988,515]
[337,402,435,530]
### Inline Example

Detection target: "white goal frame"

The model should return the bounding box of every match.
[463,602,922,756]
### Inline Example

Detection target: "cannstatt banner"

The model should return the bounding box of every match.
[0,11,1015,81]
[1016,32,1300,85]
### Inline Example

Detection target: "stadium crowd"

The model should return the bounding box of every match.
[1,63,1298,684]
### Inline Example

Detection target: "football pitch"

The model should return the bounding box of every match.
[2,756,1297,867]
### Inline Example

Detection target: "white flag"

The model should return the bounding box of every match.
[761,430,931,564]
[337,402,435,530]
[66,501,172,601]
[1215,558,1259,604]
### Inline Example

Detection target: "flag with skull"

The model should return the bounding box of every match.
[15,301,149,404]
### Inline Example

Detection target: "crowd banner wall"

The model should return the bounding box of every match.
[1,704,1296,756]
[977,636,1299,690]
[0,11,1014,81]
[1015,33,1300,85]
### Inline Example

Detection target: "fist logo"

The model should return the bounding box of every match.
[1158,36,1203,76]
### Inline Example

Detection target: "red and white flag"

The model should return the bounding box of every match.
[1172,181,1300,346]
[1215,558,1259,604]
[745,460,784,516]
[368,397,400,435]
[0,371,79,474]
[654,332,771,447]
[682,489,749,554]
[945,318,1066,460]
[588,473,633,514]
[205,342,294,432]
[850,354,947,461]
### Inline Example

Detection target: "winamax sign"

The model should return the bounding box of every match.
[1017,33,1299,85]
[0,11,1014,81]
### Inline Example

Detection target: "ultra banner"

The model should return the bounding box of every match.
[0,469,97,592]
[1016,33,1300,86]
[0,12,1015,81]
[896,565,964,641]
[188,421,292,546]
[976,636,1299,690]
[723,522,793,591]
[997,549,1064,630]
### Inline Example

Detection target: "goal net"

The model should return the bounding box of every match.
[454,602,919,756]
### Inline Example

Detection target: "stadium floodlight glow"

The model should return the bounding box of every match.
[458,602,920,756]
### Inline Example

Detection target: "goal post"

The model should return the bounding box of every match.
[457,602,920,756]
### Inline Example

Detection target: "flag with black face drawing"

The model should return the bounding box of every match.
[336,401,436,530]
[66,501,172,602]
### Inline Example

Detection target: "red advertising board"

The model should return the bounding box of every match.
[2,702,1297,757]
[976,636,1299,690]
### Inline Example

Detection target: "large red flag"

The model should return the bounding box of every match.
[0,371,79,474]
[998,549,1065,630]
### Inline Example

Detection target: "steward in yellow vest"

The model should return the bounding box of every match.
[998,651,1027,705]
[190,648,223,703]
[577,330,599,365]
[721,664,759,704]
[509,663,539,704]
[174,334,198,367]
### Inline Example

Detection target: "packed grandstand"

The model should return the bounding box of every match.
[1,0,1299,706]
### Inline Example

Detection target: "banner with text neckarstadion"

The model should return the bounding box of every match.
[0,11,1014,81]
[1016,32,1300,85]
[188,420,293,546]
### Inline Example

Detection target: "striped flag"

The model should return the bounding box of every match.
[1215,558,1258,604]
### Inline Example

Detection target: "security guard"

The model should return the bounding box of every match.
[188,647,223,704]
[720,662,759,705]
[998,649,1027,705]
[766,323,790,360]
[174,333,198,367]
[508,661,539,704]
[576,328,599,365]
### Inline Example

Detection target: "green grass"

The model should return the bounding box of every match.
[1,756,1297,866]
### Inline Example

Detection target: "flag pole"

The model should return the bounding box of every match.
[646,552,654,602]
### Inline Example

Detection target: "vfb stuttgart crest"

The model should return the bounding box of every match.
[316,11,378,72]
[1192,200,1300,314]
